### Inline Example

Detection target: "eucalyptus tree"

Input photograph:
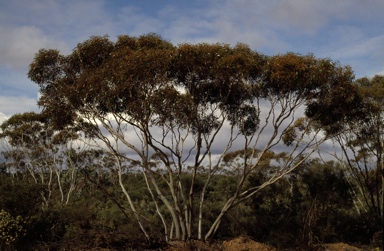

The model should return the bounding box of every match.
[28,34,364,241]
[332,75,383,224]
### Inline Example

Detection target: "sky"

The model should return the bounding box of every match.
[0,0,384,125]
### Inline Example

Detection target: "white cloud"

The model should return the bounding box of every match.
[0,112,9,126]
[0,96,39,119]
[0,0,116,70]
[0,25,67,70]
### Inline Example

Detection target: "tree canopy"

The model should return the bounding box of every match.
[28,34,363,134]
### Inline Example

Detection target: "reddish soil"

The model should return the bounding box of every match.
[79,236,379,251]
[161,237,377,251]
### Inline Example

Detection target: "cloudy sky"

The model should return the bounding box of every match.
[1,0,384,124]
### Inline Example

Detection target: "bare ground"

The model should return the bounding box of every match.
[78,236,379,251]
[159,237,378,251]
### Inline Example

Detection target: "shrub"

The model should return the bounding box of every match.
[0,210,26,250]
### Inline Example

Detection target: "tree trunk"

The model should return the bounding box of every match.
[204,197,235,240]
[146,170,182,240]
[116,157,150,242]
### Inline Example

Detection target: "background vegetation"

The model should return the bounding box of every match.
[0,159,381,250]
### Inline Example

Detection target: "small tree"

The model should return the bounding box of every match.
[28,34,365,241]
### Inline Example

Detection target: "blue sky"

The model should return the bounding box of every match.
[0,0,384,124]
